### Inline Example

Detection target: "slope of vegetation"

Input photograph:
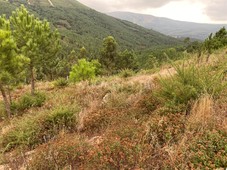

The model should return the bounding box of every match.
[108,11,227,40]
[0,48,226,169]
[0,3,226,169]
[0,0,181,55]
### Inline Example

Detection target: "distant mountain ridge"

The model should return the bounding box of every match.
[0,0,181,55]
[108,11,227,40]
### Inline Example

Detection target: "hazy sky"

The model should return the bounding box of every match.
[77,0,227,24]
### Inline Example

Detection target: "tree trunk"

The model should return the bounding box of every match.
[206,54,210,63]
[197,51,202,64]
[0,84,11,117]
[30,64,35,95]
[7,85,12,105]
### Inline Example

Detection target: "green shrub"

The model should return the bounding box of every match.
[42,107,78,135]
[1,117,41,152]
[156,63,226,112]
[11,92,46,112]
[53,78,68,88]
[69,59,101,82]
[119,69,135,78]
[1,106,80,152]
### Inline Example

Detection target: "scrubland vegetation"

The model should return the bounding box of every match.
[0,3,226,170]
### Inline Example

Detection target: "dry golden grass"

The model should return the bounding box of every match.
[186,94,214,131]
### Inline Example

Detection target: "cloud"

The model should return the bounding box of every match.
[77,0,227,22]
[203,0,227,21]
[78,0,181,12]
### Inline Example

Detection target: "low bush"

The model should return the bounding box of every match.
[119,69,135,78]
[155,63,226,112]
[1,117,41,152]
[53,77,68,88]
[41,107,78,137]
[11,92,46,112]
[69,59,101,82]
[1,106,80,152]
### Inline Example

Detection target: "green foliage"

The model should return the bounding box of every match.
[186,40,203,54]
[156,63,226,112]
[53,78,68,88]
[69,59,100,82]
[119,69,135,78]
[138,47,185,69]
[11,92,46,112]
[204,27,227,57]
[100,36,118,73]
[0,0,182,64]
[144,54,159,69]
[44,107,77,134]
[1,117,41,152]
[100,37,139,74]
[10,5,61,92]
[117,50,138,70]
[0,14,29,116]
[80,46,87,59]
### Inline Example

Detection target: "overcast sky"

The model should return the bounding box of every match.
[77,0,227,24]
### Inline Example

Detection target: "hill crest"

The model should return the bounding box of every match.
[108,11,227,40]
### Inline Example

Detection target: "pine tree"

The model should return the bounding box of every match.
[117,50,138,70]
[0,15,29,117]
[10,5,60,94]
[80,46,87,59]
[100,36,118,74]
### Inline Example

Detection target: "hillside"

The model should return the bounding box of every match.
[108,11,227,40]
[0,48,226,169]
[0,0,181,54]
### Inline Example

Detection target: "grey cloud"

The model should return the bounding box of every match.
[78,0,227,22]
[78,0,181,12]
[203,0,227,21]
[111,0,181,9]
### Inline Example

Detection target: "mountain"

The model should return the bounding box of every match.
[0,0,181,55]
[108,11,227,40]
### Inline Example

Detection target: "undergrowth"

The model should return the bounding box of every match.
[155,62,226,112]
[1,50,227,169]
[1,106,80,152]
[53,77,69,88]
[11,92,46,114]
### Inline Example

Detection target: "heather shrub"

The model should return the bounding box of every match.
[28,136,89,170]
[188,130,227,169]
[89,138,152,169]
[145,113,185,147]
